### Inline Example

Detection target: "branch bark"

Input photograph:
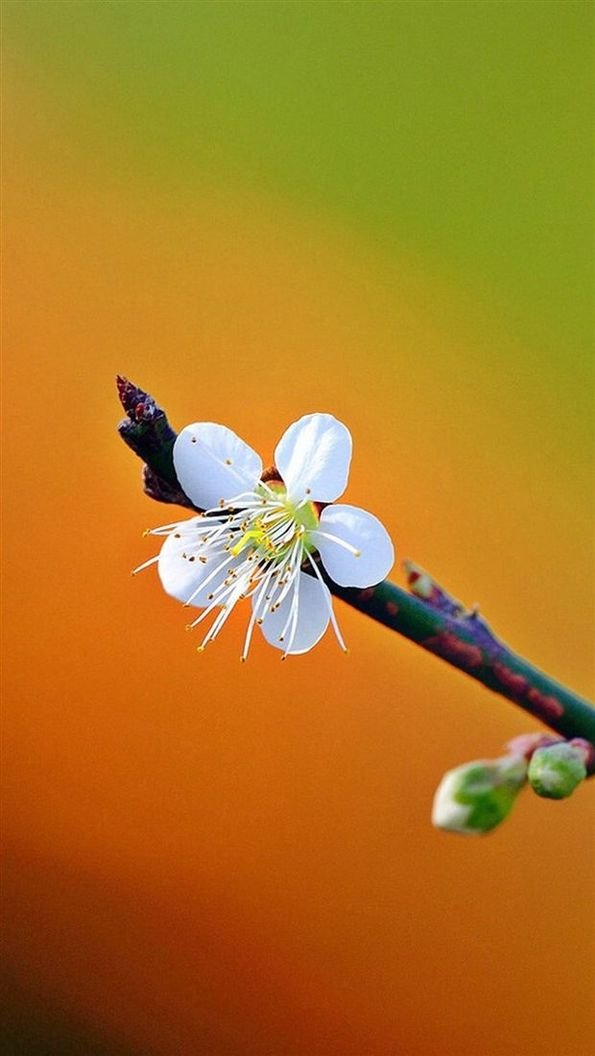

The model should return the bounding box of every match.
[116,377,595,761]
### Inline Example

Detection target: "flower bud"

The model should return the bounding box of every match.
[527,741,588,799]
[432,756,527,835]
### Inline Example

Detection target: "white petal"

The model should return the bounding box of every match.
[258,571,330,655]
[158,524,238,608]
[173,422,263,510]
[274,413,352,503]
[313,504,394,588]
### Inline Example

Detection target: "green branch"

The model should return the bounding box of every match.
[116,377,595,765]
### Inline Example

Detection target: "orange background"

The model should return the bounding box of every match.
[2,4,594,1055]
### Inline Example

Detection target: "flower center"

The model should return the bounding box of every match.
[229,519,277,558]
[229,485,319,562]
[139,478,353,661]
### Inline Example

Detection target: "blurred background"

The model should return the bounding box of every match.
[2,2,593,1054]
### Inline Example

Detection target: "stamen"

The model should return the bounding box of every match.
[283,576,302,656]
[279,563,302,652]
[310,530,361,557]
[305,552,348,653]
[239,567,275,662]
[182,551,236,607]
[186,584,230,628]
[131,555,159,576]
[266,540,301,613]
[198,579,247,649]
[146,519,194,536]
[257,479,280,500]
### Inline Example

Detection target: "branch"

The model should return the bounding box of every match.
[116,377,595,761]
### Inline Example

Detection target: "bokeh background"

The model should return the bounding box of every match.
[2,2,594,1054]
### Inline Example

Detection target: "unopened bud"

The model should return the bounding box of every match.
[432,756,527,835]
[527,741,588,799]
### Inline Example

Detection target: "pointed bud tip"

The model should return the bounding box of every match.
[116,374,135,408]
[115,375,156,421]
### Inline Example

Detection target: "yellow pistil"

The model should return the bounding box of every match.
[229,520,275,558]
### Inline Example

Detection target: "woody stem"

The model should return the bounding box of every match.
[116,377,595,764]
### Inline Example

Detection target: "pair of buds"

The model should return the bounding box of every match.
[433,734,592,836]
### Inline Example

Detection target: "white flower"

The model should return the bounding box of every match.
[135,413,394,660]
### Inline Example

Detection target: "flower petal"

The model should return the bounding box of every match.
[274,413,352,503]
[158,523,238,607]
[258,570,330,655]
[312,504,394,588]
[173,422,263,510]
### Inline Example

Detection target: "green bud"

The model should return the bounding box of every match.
[527,742,587,799]
[432,756,527,835]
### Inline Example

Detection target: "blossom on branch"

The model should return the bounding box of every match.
[134,413,394,660]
